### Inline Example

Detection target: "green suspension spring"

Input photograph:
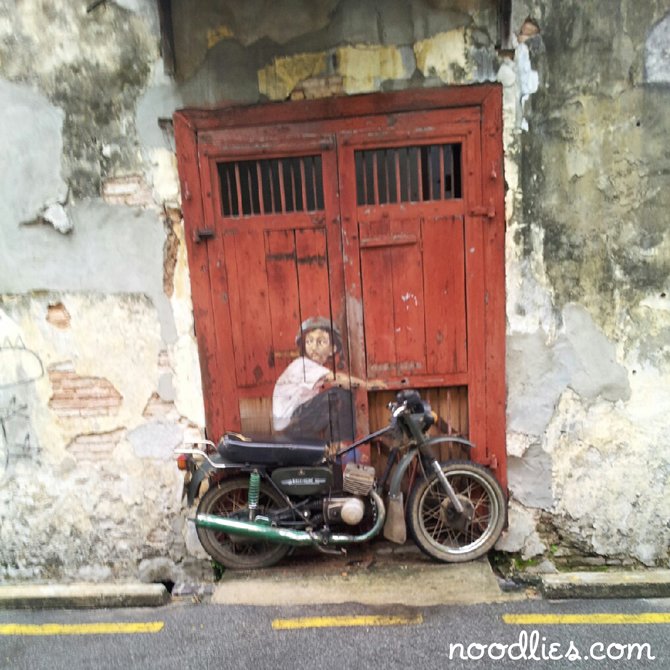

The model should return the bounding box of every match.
[248,470,261,516]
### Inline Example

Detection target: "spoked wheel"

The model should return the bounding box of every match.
[196,477,291,570]
[407,461,506,563]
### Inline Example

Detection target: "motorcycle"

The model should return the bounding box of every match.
[175,390,506,570]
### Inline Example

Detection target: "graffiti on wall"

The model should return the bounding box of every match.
[0,335,42,482]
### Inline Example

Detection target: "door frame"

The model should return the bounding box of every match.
[174,84,507,487]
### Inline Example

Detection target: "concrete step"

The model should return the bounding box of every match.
[212,555,526,607]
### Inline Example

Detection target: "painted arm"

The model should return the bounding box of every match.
[322,372,386,389]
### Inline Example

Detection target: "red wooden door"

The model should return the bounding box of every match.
[189,125,360,449]
[337,110,479,443]
[175,87,506,484]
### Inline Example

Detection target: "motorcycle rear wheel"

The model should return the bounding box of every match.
[196,477,291,570]
[407,461,506,563]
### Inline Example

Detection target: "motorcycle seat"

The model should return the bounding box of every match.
[218,433,327,466]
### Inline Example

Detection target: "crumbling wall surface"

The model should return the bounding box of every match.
[2,0,668,581]
[503,0,670,565]
[0,0,206,582]
[170,0,499,103]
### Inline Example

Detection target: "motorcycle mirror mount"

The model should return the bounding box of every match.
[392,402,408,419]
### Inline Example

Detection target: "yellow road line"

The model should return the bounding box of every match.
[272,614,423,630]
[0,622,164,636]
[504,613,670,625]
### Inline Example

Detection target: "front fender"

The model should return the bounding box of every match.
[387,436,475,498]
[424,435,475,454]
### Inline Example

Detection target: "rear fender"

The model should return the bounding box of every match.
[186,455,237,505]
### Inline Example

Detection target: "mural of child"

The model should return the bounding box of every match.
[272,316,356,444]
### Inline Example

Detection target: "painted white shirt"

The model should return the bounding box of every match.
[272,357,330,431]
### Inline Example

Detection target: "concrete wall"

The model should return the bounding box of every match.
[500,0,670,567]
[0,0,206,582]
[1,0,668,582]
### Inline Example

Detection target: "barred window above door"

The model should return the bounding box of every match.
[217,155,324,218]
[355,143,462,206]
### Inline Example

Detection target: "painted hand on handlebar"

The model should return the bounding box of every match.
[322,371,386,390]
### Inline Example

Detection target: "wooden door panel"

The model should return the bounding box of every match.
[265,230,302,378]
[222,229,275,388]
[359,218,397,376]
[229,227,335,388]
[389,218,426,375]
[422,216,467,374]
[295,228,331,324]
[359,218,426,379]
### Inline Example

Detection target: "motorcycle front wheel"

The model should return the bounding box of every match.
[407,460,506,563]
[196,477,291,570]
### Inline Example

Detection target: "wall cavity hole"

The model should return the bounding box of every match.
[660,292,666,298]
[47,302,71,329]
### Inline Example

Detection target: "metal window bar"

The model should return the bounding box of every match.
[354,143,462,206]
[217,156,324,218]
[256,161,265,215]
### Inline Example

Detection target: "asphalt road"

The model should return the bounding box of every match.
[1,597,669,670]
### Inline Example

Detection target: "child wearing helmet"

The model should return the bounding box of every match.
[272,316,354,444]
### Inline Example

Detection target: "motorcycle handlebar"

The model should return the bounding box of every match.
[388,391,435,434]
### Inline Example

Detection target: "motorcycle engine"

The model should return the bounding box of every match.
[324,463,376,525]
[324,497,366,525]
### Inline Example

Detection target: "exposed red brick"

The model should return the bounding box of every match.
[66,428,125,460]
[48,363,122,417]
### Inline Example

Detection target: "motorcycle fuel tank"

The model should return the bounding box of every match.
[271,466,333,496]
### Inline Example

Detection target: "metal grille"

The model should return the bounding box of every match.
[218,156,324,218]
[355,143,462,206]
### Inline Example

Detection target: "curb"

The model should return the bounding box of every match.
[0,583,169,609]
[540,570,670,600]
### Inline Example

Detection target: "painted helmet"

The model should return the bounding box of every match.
[295,316,342,355]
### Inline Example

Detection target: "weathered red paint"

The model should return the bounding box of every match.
[174,85,507,487]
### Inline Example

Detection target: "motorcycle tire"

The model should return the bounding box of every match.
[196,476,291,570]
[407,460,506,563]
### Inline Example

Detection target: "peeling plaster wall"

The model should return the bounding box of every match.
[172,0,498,104]
[505,1,670,565]
[1,0,669,581]
[0,0,206,583]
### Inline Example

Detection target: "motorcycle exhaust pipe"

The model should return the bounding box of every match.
[195,491,386,547]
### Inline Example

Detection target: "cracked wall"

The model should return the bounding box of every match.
[1,0,669,581]
[0,0,206,583]
[503,0,670,565]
